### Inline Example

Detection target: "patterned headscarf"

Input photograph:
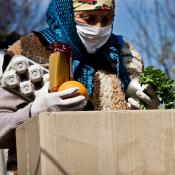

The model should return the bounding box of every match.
[38,0,130,95]
[73,0,114,11]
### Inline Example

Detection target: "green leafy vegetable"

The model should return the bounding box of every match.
[139,66,175,109]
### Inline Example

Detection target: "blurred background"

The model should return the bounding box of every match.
[0,0,174,79]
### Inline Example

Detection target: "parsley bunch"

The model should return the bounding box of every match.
[139,66,175,109]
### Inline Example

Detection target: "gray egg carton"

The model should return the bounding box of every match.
[0,55,49,101]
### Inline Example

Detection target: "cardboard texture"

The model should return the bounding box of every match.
[16,110,175,175]
[0,149,8,175]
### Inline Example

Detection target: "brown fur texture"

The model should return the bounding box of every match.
[7,33,50,69]
[92,70,129,110]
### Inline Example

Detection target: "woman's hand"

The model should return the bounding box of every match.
[31,82,87,117]
[127,80,160,110]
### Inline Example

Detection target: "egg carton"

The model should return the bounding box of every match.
[0,55,49,102]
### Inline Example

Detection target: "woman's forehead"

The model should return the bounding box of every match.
[74,9,114,15]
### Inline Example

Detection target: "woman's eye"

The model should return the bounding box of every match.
[102,16,113,26]
[101,17,108,25]
[84,16,97,25]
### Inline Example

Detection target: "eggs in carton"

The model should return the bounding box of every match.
[0,55,49,101]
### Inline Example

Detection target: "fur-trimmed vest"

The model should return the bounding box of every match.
[6,33,144,110]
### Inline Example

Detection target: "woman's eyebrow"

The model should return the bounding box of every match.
[74,13,91,18]
[74,12,113,18]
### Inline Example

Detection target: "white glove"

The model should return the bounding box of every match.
[31,82,87,117]
[126,80,160,109]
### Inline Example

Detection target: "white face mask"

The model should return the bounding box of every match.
[76,23,112,54]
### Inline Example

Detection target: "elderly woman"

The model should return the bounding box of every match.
[0,0,159,171]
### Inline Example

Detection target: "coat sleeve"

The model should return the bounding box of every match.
[0,86,32,148]
[0,37,32,149]
[121,42,144,79]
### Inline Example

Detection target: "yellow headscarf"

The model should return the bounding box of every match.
[73,0,114,11]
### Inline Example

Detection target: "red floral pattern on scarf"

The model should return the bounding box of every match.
[95,4,112,10]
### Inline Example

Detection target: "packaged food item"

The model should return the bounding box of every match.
[49,51,70,92]
[0,55,49,101]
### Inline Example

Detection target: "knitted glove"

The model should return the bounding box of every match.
[31,82,87,117]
